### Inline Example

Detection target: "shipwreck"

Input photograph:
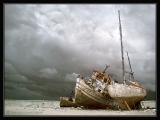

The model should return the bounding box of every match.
[60,10,147,110]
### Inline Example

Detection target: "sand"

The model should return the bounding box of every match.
[4,100,156,116]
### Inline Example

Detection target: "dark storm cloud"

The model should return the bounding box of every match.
[4,4,156,99]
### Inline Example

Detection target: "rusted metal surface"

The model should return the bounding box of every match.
[75,79,118,109]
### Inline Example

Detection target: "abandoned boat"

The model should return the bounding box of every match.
[74,67,118,109]
[60,10,147,110]
[106,10,147,110]
[107,81,146,110]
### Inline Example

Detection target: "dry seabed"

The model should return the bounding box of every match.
[4,100,156,116]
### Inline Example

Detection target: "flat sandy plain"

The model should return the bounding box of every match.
[4,100,156,116]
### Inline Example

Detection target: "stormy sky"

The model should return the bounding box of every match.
[4,4,156,99]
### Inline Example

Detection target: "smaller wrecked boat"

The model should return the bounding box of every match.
[60,97,79,107]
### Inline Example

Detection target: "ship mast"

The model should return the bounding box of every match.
[102,64,109,73]
[126,51,134,80]
[118,10,125,84]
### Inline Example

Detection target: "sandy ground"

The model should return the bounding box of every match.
[4,100,156,116]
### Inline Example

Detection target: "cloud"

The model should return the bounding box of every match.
[4,4,156,99]
[65,73,79,82]
[39,68,58,79]
[5,62,18,74]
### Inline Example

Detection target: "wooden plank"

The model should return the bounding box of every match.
[124,100,131,111]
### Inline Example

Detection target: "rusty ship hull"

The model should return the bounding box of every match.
[75,78,118,109]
